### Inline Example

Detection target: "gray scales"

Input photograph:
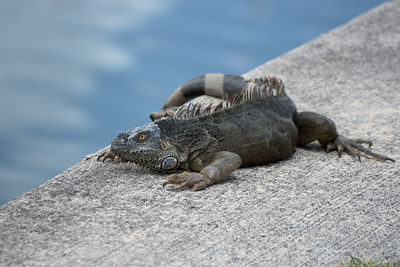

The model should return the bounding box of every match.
[98,73,394,190]
[2,1,400,265]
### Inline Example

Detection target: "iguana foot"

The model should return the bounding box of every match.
[163,172,212,191]
[97,151,122,162]
[150,107,179,121]
[327,135,395,162]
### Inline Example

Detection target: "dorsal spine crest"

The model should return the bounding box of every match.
[173,75,286,120]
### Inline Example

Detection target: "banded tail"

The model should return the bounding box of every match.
[163,73,246,108]
[151,73,286,121]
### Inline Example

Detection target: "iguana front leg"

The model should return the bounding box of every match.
[295,111,395,162]
[98,151,119,162]
[97,150,128,162]
[163,151,242,190]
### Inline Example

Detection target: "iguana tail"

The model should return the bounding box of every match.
[163,73,246,108]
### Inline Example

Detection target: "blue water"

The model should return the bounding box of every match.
[0,0,388,204]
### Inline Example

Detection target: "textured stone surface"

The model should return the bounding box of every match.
[1,1,399,266]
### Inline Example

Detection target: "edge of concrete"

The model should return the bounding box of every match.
[1,1,399,266]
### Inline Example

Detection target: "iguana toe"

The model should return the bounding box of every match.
[150,107,179,121]
[97,151,120,162]
[354,139,373,147]
[327,135,395,162]
[163,172,211,190]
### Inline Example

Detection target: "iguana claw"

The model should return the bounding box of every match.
[150,107,179,121]
[97,151,121,162]
[163,172,212,191]
[327,135,395,162]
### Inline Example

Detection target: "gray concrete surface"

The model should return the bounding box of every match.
[1,1,400,266]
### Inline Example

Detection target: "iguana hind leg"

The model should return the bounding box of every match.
[294,111,395,162]
[326,135,395,162]
[163,151,242,190]
[150,107,179,121]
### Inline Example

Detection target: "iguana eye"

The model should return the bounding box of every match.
[138,133,147,141]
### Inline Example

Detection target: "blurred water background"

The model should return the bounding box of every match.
[0,0,387,204]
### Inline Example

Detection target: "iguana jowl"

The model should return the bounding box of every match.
[99,73,394,190]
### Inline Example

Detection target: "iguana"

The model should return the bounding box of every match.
[98,73,394,190]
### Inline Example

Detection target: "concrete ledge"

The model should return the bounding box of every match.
[1,1,399,265]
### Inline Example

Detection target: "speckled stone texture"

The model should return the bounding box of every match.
[1,1,399,266]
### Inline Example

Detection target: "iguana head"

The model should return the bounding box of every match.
[111,123,179,172]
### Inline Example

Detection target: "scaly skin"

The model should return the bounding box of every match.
[98,74,395,190]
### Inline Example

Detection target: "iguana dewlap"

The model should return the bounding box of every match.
[99,73,394,190]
